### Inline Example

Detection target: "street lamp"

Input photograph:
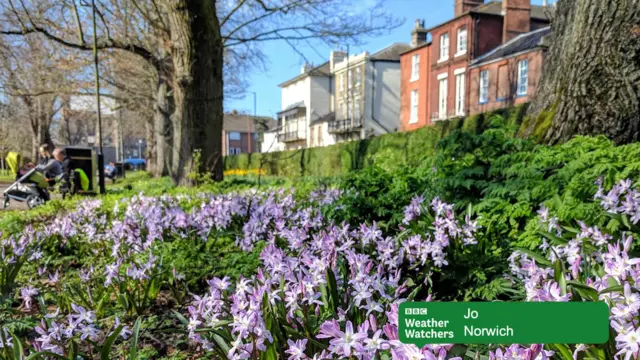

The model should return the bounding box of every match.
[248,92,257,154]
[138,139,142,159]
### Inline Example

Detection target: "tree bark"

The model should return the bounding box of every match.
[524,0,640,144]
[154,67,173,177]
[166,0,224,185]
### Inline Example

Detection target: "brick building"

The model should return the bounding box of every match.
[222,111,277,156]
[399,0,552,131]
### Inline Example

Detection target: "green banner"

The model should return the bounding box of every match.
[398,302,609,345]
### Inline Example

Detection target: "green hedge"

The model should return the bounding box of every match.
[224,104,530,177]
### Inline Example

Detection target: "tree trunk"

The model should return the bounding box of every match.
[524,0,640,144]
[166,0,224,185]
[154,70,173,177]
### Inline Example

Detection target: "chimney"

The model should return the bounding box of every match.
[411,19,428,47]
[330,50,347,72]
[502,0,531,42]
[301,62,314,74]
[454,0,484,17]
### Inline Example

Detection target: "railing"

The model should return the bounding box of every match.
[328,117,363,133]
[431,111,467,121]
[278,130,305,142]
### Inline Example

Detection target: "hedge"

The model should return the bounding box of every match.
[224,104,530,177]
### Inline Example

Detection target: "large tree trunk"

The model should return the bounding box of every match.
[524,0,640,144]
[166,0,224,185]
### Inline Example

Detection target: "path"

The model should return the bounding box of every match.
[0,184,29,210]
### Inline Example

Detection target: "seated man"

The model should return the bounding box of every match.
[104,161,117,183]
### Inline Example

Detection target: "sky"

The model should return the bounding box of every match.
[227,0,548,118]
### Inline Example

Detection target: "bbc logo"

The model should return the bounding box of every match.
[405,308,428,315]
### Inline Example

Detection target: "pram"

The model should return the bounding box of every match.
[3,152,50,209]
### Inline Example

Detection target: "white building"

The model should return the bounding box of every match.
[262,43,410,153]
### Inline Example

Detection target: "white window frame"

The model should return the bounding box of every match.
[228,132,241,141]
[348,69,353,89]
[455,69,465,116]
[456,27,467,56]
[439,33,450,62]
[229,147,241,155]
[355,67,361,87]
[410,54,420,82]
[517,59,529,96]
[438,76,448,120]
[479,70,489,104]
[340,73,345,92]
[409,90,419,124]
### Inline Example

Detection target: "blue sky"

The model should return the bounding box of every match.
[227,0,547,118]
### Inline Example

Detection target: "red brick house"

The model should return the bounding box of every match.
[222,111,277,156]
[399,0,552,130]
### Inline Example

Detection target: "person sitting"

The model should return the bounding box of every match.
[35,144,62,181]
[104,161,117,183]
[53,147,90,198]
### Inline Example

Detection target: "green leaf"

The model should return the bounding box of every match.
[554,260,567,296]
[172,310,189,325]
[547,344,574,360]
[567,281,599,301]
[326,268,339,312]
[101,325,123,360]
[599,285,624,295]
[129,318,142,360]
[513,247,552,266]
[10,331,24,360]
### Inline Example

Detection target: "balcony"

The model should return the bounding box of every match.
[328,117,363,134]
[278,130,306,142]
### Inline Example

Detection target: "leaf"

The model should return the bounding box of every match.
[101,325,123,360]
[567,281,599,301]
[547,344,574,360]
[599,285,624,295]
[261,342,278,360]
[9,331,24,360]
[539,230,568,245]
[172,310,189,325]
[129,318,142,360]
[554,260,567,296]
[513,247,552,266]
[325,268,339,312]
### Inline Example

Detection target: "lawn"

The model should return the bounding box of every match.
[1,117,640,360]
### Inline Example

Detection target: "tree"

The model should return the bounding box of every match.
[523,0,640,144]
[0,35,77,159]
[1,0,400,184]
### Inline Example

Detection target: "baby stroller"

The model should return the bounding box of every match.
[3,152,50,209]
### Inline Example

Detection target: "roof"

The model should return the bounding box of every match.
[278,61,331,88]
[370,43,413,61]
[400,41,432,56]
[223,113,278,133]
[470,26,551,66]
[427,1,552,32]
[277,101,305,115]
[473,1,552,21]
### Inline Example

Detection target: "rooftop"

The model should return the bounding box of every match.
[470,26,551,66]
[278,61,331,88]
[224,112,278,133]
[427,0,553,32]
[370,43,413,61]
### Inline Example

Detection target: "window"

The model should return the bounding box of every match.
[317,125,323,146]
[411,54,420,81]
[456,27,467,55]
[479,70,489,104]
[339,102,346,119]
[517,59,529,96]
[229,148,241,155]
[228,132,241,141]
[355,68,361,87]
[340,73,345,92]
[439,33,449,61]
[438,78,448,119]
[348,69,353,89]
[353,95,361,121]
[410,90,419,124]
[455,73,465,115]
